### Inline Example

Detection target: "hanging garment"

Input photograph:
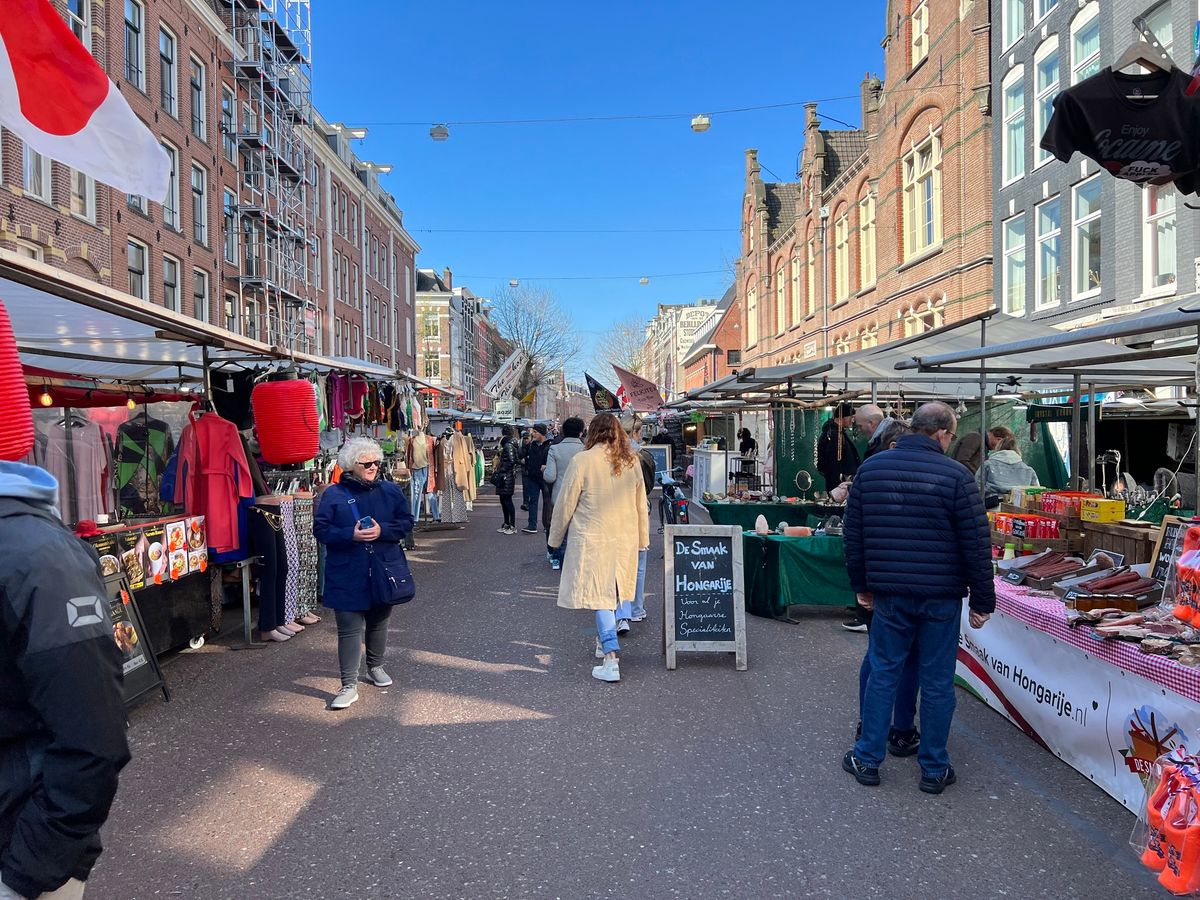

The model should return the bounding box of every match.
[439,435,468,523]
[462,434,478,503]
[114,414,175,517]
[281,497,300,624]
[248,505,288,633]
[37,418,111,523]
[211,368,260,429]
[293,495,319,617]
[328,373,348,429]
[426,434,439,493]
[312,375,329,432]
[174,412,254,554]
[347,377,369,421]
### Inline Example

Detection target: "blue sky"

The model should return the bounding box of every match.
[311,0,887,370]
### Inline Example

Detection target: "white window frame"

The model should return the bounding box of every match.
[158,25,177,116]
[224,292,240,334]
[313,236,322,289]
[805,237,816,316]
[67,0,92,52]
[190,163,208,246]
[1034,40,1060,168]
[245,298,259,340]
[406,316,413,357]
[161,141,180,229]
[1070,3,1101,84]
[1002,66,1026,185]
[1143,183,1177,299]
[774,266,786,334]
[124,0,145,89]
[911,1,929,68]
[127,239,148,300]
[790,254,802,323]
[189,56,207,141]
[859,192,876,287]
[192,268,209,322]
[1035,0,1058,25]
[1035,196,1061,310]
[1002,213,1027,316]
[223,189,238,263]
[69,170,96,222]
[162,254,181,312]
[902,132,943,259]
[221,85,237,162]
[833,212,850,301]
[1003,0,1025,50]
[14,240,43,262]
[746,285,758,346]
[128,193,148,215]
[405,264,412,305]
[22,145,51,203]
[1072,175,1102,300]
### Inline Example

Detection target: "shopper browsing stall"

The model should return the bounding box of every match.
[817,402,861,491]
[981,426,1039,509]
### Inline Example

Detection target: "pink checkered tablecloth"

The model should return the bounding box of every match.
[993,578,1200,705]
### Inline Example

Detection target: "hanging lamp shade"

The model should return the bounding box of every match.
[0,299,34,462]
[251,379,319,465]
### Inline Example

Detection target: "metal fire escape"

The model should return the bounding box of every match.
[220,0,315,353]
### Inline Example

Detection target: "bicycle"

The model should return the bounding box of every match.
[658,466,690,532]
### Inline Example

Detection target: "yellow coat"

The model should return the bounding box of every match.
[548,445,650,610]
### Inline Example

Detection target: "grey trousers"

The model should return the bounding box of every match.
[334,606,392,687]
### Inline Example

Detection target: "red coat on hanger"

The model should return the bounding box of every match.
[174,411,253,553]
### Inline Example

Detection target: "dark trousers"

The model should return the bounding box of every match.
[334,606,392,687]
[248,507,287,633]
[522,474,544,529]
[859,622,919,735]
[541,482,553,538]
[499,492,516,527]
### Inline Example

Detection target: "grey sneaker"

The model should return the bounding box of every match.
[616,619,631,634]
[329,685,359,710]
[594,637,605,659]
[364,666,392,687]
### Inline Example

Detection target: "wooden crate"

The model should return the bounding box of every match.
[991,528,1085,554]
[1081,521,1158,566]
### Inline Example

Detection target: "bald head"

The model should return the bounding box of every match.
[855,404,885,437]
[911,402,957,437]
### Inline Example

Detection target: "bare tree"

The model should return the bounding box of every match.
[591,314,648,377]
[488,283,582,399]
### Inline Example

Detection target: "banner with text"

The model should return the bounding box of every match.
[612,364,663,412]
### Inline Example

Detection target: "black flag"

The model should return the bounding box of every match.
[585,372,622,412]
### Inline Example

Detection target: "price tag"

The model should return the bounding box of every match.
[1004,570,1026,585]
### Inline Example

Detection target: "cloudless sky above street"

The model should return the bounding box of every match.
[312,0,887,372]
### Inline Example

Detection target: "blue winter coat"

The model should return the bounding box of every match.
[314,476,415,611]
[843,433,995,614]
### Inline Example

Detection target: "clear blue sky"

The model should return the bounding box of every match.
[311,0,886,371]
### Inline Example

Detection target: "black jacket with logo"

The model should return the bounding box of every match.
[0,499,131,898]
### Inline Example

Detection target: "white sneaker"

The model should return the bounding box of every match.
[591,658,620,682]
[329,685,359,710]
[616,619,631,634]
[630,613,647,623]
[550,558,561,570]
[364,666,392,687]
[594,638,605,659]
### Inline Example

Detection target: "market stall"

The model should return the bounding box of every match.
[705,499,844,532]
[742,532,855,618]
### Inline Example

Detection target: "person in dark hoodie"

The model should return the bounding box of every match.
[0,459,131,900]
[817,402,861,491]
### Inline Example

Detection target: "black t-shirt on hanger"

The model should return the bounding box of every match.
[1041,67,1200,190]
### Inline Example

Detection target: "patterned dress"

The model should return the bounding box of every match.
[292,496,319,617]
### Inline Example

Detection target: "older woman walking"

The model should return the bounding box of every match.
[314,436,415,710]
[548,412,649,683]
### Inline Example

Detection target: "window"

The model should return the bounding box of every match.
[333,253,341,300]
[1034,43,1060,166]
[191,164,208,245]
[334,317,342,350]
[224,293,240,333]
[221,86,236,161]
[353,324,360,357]
[727,349,742,365]
[350,203,358,244]
[910,1,929,67]
[161,142,179,229]
[1072,176,1102,298]
[352,263,359,307]
[1002,68,1026,183]
[162,255,180,312]
[833,334,851,356]
[406,317,413,356]
[128,193,148,215]
[381,302,389,343]
[859,192,876,286]
[424,350,441,380]
[1003,215,1026,315]
[223,190,237,262]
[14,240,43,262]
[128,240,148,299]
[67,0,91,51]
[313,236,322,289]
[774,267,786,333]
[790,255,802,323]
[1003,0,1025,49]
[341,257,349,301]
[189,58,206,141]
[1035,196,1061,308]
[1036,0,1058,22]
[1144,184,1177,295]
[158,27,176,115]
[124,0,144,88]
[192,269,209,322]
[1071,4,1101,83]
[373,298,381,339]
[381,248,388,288]
[405,264,412,305]
[338,191,347,234]
[833,212,850,301]
[805,237,816,316]
[902,133,942,258]
[746,285,758,345]
[860,325,879,349]
[70,170,95,221]
[245,298,259,340]
[423,310,440,340]
[22,145,50,203]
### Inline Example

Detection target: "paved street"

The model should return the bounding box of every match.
[91,496,1162,899]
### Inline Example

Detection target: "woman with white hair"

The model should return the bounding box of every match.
[314,436,415,710]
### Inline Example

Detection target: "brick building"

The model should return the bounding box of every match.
[734,0,994,371]
[642,299,719,401]
[681,284,739,392]
[1,0,418,370]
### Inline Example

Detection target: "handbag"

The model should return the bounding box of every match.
[365,543,415,605]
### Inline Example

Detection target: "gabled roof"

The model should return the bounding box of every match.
[821,129,869,185]
[763,182,798,246]
[682,283,736,366]
[416,268,450,292]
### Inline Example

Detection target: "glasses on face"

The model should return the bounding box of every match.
[359,460,382,469]
[943,431,956,441]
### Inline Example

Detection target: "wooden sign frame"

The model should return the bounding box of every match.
[1150,515,1189,603]
[663,523,747,671]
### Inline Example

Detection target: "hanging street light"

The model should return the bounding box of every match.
[639,277,649,285]
[691,114,711,133]
[509,279,520,287]
[430,124,450,141]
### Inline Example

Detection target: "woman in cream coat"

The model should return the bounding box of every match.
[548,412,650,683]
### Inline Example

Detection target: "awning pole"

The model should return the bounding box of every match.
[1072,374,1083,488]
[1087,382,1096,492]
[978,319,987,478]
[871,380,877,404]
[202,345,212,406]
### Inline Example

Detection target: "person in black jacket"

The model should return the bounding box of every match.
[493,427,520,534]
[0,460,131,900]
[817,402,861,491]
[841,402,993,796]
[520,424,550,534]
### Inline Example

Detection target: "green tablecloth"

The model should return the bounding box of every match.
[742,532,855,618]
[705,500,844,532]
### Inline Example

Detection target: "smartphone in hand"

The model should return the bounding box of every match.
[358,516,375,529]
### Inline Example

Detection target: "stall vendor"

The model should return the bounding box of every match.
[818,402,861,491]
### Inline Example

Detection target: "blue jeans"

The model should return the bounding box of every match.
[854,595,961,777]
[549,526,567,564]
[523,474,543,529]
[859,635,918,734]
[629,548,648,619]
[596,608,620,655]
[409,467,429,518]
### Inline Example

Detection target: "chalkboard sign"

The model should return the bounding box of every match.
[645,444,673,486]
[1150,516,1189,600]
[103,573,170,706]
[663,524,746,670]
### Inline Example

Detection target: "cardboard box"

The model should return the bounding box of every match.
[1081,498,1127,523]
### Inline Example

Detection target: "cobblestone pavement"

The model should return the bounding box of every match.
[89,495,1162,899]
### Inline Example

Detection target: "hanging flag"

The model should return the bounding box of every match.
[585,372,621,412]
[615,383,631,409]
[520,385,537,405]
[0,0,170,199]
[612,364,663,412]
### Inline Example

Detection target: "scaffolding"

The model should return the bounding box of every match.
[219,0,316,354]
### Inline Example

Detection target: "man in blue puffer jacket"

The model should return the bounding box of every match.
[841,401,994,795]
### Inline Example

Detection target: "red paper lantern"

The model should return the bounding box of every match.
[251,379,319,465]
[0,298,34,462]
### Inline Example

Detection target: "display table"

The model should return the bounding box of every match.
[705,500,844,532]
[956,577,1200,812]
[742,532,855,618]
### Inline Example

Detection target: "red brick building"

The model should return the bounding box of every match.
[682,284,739,392]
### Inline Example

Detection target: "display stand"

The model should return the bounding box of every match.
[228,556,266,650]
[104,573,170,706]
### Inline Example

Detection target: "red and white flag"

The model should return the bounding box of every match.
[615,383,631,409]
[0,0,170,199]
[612,364,662,412]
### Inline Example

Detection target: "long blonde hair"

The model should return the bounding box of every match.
[585,412,637,475]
